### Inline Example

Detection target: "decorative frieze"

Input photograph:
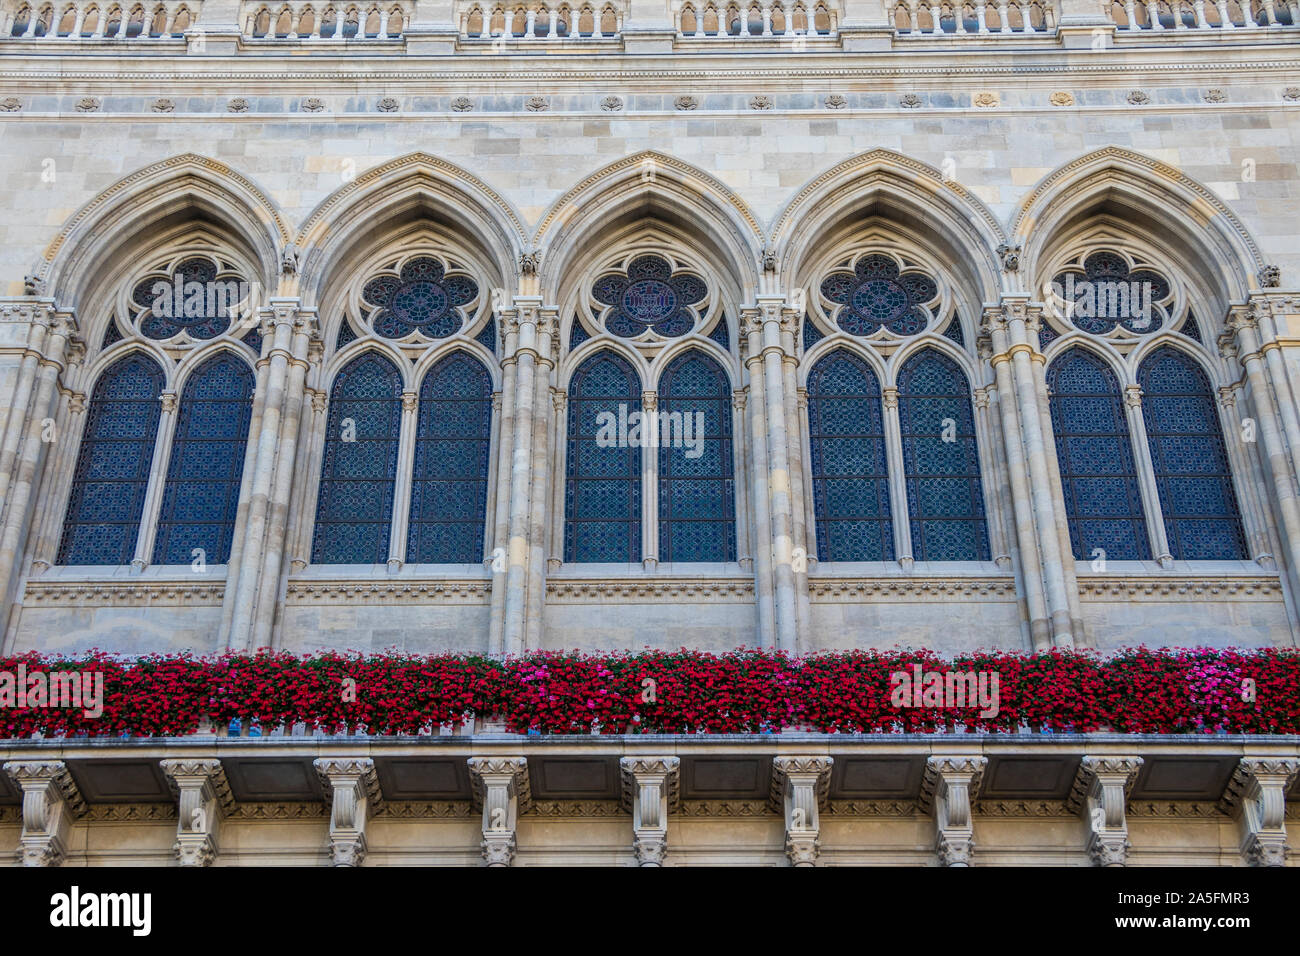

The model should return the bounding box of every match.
[809,577,1016,602]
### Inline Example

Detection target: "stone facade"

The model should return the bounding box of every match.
[0,0,1298,864]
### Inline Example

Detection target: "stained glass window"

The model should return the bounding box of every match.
[819,254,936,337]
[592,254,706,338]
[1047,348,1150,560]
[133,257,244,341]
[1138,346,1248,560]
[1052,251,1169,335]
[658,351,736,563]
[57,354,165,565]
[564,352,642,562]
[311,353,403,564]
[806,350,894,561]
[152,353,254,565]
[361,256,478,339]
[898,350,989,561]
[802,314,824,352]
[407,353,492,563]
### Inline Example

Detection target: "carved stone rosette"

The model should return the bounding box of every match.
[922,756,986,867]
[161,758,234,867]
[620,757,680,867]
[1219,757,1300,867]
[1068,756,1143,867]
[771,756,833,867]
[468,757,531,867]
[313,758,382,867]
[3,761,86,867]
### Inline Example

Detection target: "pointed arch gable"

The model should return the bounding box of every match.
[534,151,766,305]
[1014,147,1266,306]
[39,154,288,311]
[770,149,1007,305]
[294,152,527,310]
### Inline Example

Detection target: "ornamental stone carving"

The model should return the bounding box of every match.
[4,761,86,867]
[620,757,680,866]
[922,756,986,867]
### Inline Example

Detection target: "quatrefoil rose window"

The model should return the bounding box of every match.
[131,256,249,341]
[1050,251,1172,336]
[819,253,938,337]
[591,254,708,339]
[361,256,480,340]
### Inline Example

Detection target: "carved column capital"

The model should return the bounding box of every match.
[313,758,381,867]
[1069,756,1143,867]
[468,757,530,866]
[771,756,832,867]
[4,760,85,867]
[161,758,233,867]
[620,757,680,866]
[1220,757,1300,867]
[922,756,986,867]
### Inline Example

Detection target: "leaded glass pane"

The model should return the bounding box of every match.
[898,349,989,561]
[1047,348,1150,560]
[565,352,641,562]
[1138,346,1247,560]
[57,354,165,565]
[806,350,893,561]
[152,354,254,565]
[658,351,736,563]
[311,353,402,563]
[407,353,492,563]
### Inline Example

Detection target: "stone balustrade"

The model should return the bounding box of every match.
[242,1,410,39]
[3,0,196,38]
[677,1,837,37]
[459,1,622,39]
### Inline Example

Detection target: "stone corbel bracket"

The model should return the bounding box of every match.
[313,758,382,867]
[771,756,833,867]
[921,756,987,867]
[3,760,87,867]
[1219,757,1300,867]
[468,757,531,867]
[161,758,235,867]
[619,757,680,867]
[1067,756,1143,867]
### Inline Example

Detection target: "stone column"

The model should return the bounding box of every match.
[980,309,1051,648]
[771,756,832,866]
[922,756,986,867]
[468,756,530,866]
[4,760,85,867]
[1220,757,1299,867]
[225,300,319,650]
[1069,756,1142,866]
[1222,305,1300,606]
[161,758,233,867]
[0,301,78,628]
[314,758,382,866]
[620,757,680,866]
[1121,386,1174,566]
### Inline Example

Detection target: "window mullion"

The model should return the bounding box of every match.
[132,389,178,570]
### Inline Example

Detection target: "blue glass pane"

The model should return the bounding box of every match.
[58,354,165,565]
[407,353,492,563]
[657,351,736,562]
[152,354,254,565]
[806,350,894,561]
[898,349,989,561]
[565,352,641,562]
[311,353,402,563]
[1047,348,1150,560]
[1138,346,1247,560]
